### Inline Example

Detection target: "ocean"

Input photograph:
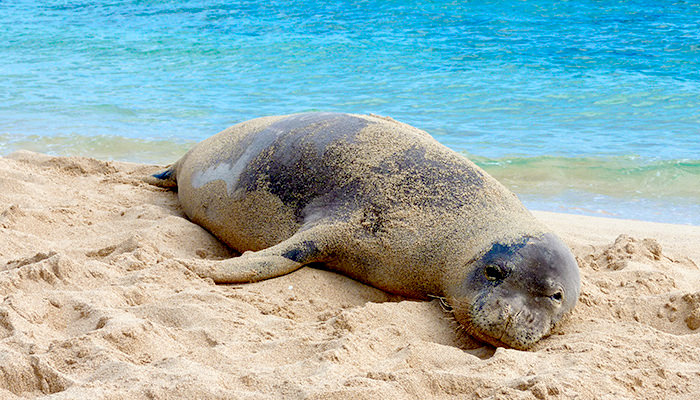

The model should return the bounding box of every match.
[1,0,699,225]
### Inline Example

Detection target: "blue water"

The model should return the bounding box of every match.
[1,1,699,224]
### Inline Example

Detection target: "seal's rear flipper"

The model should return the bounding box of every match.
[178,226,335,283]
[145,166,178,189]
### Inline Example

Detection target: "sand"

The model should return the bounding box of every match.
[1,151,699,399]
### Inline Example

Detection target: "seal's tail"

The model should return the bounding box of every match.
[146,165,178,189]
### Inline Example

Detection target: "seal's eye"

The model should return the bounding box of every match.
[484,264,506,281]
[549,291,563,303]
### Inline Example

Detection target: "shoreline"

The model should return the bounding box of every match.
[1,151,699,399]
[3,134,699,226]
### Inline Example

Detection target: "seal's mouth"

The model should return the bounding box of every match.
[448,295,553,351]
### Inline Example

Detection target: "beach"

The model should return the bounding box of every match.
[3,1,700,398]
[1,151,699,399]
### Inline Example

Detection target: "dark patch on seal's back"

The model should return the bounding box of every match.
[264,112,368,152]
[236,113,369,222]
[359,203,388,236]
[372,146,486,209]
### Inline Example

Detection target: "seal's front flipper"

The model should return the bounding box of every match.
[179,228,332,283]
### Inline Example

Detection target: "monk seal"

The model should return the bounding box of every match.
[151,112,580,350]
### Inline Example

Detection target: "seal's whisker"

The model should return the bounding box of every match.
[428,294,454,313]
[439,298,453,312]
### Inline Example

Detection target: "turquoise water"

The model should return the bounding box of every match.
[1,1,699,224]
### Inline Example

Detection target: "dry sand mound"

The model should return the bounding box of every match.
[1,151,699,399]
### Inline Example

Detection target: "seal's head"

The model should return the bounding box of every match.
[449,233,580,350]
